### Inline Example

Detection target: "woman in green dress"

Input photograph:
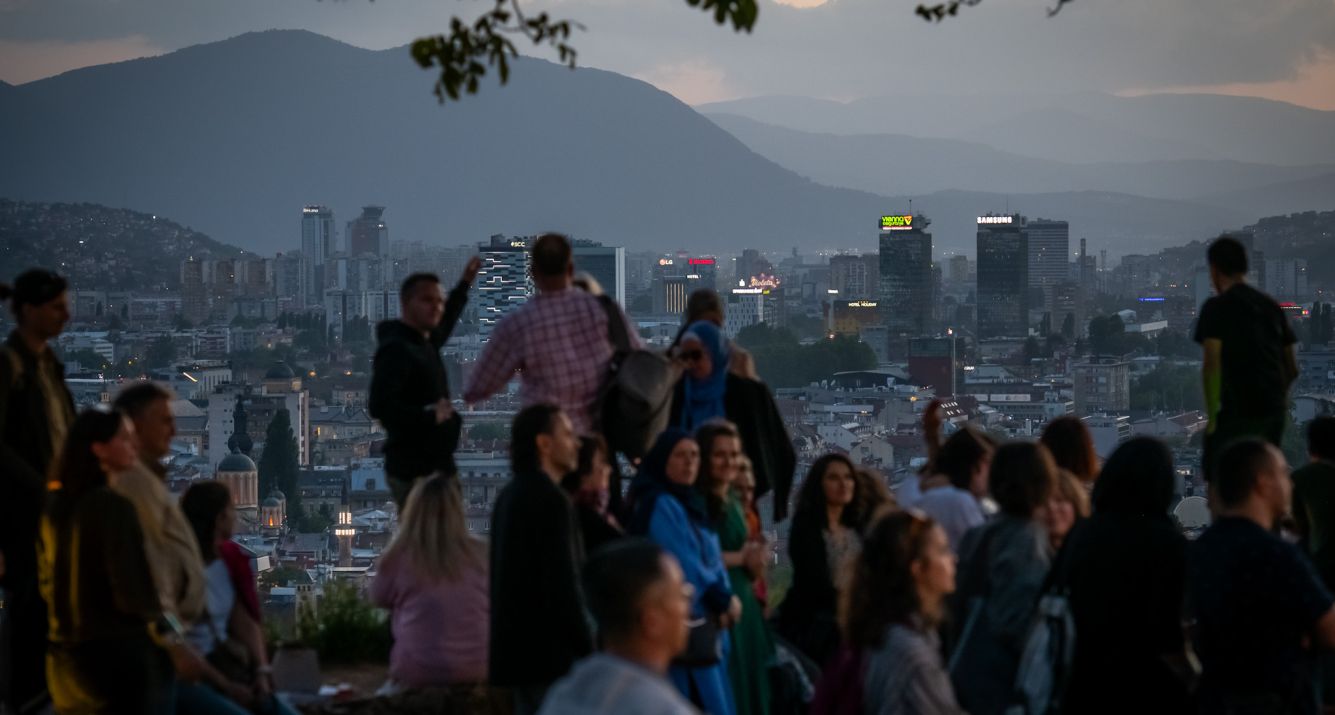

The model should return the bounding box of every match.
[696,420,775,715]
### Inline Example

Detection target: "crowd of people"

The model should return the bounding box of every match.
[3,232,1334,715]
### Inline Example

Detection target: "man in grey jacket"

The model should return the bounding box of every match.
[538,539,698,715]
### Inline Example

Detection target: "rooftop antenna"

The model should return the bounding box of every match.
[909,198,914,215]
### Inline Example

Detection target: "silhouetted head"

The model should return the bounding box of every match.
[842,510,955,649]
[399,273,444,334]
[531,233,573,291]
[685,289,724,326]
[1308,416,1335,463]
[511,403,578,479]
[53,408,137,500]
[1092,436,1175,516]
[989,442,1058,519]
[113,381,176,461]
[583,538,691,665]
[1207,235,1248,292]
[0,268,70,340]
[1215,439,1289,527]
[1041,416,1099,484]
[182,481,235,562]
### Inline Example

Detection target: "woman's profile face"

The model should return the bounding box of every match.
[666,439,701,486]
[822,459,856,510]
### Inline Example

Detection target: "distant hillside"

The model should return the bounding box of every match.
[0,199,244,289]
[706,114,1335,201]
[0,30,1272,257]
[699,92,1335,166]
[1200,174,1335,220]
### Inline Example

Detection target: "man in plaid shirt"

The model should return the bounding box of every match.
[464,233,641,434]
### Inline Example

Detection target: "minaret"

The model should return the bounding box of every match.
[334,478,354,568]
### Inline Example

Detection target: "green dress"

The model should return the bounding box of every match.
[720,495,774,715]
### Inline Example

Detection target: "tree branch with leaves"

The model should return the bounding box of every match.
[409,0,759,102]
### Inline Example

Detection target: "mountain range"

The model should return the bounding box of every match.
[0,31,1329,258]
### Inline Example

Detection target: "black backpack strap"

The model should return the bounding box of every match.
[597,295,631,354]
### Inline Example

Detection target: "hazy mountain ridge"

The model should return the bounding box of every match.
[0,30,1276,257]
[706,113,1335,204]
[698,93,1335,166]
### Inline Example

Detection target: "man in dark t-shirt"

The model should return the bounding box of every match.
[1189,439,1335,715]
[1194,235,1298,481]
[1293,416,1335,706]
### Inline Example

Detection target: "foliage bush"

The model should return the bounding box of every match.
[296,581,392,666]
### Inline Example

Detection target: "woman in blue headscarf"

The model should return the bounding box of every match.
[675,321,732,431]
[669,321,799,521]
[627,429,741,715]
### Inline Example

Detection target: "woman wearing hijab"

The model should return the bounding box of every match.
[669,321,797,521]
[627,429,742,715]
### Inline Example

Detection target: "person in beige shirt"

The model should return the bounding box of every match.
[112,381,206,623]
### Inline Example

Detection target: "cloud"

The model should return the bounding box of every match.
[0,35,163,84]
[0,0,1332,107]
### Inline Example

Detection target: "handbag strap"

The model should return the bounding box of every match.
[597,295,631,355]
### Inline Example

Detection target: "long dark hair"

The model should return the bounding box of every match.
[934,427,994,490]
[990,442,1058,519]
[1041,416,1099,484]
[842,510,939,649]
[1092,437,1175,516]
[694,420,742,524]
[561,434,609,494]
[182,481,233,562]
[52,408,127,501]
[792,453,861,531]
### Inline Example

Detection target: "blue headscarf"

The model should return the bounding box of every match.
[679,321,730,430]
[625,428,707,534]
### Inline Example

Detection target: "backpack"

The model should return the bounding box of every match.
[1009,589,1075,715]
[595,296,681,459]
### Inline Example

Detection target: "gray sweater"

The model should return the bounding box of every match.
[864,620,967,715]
[537,653,698,715]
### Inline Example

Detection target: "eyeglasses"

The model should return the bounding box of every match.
[681,350,704,362]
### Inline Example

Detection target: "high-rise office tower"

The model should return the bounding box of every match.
[476,234,532,339]
[976,214,1030,338]
[1027,218,1069,315]
[347,206,389,258]
[181,257,208,323]
[878,214,933,336]
[300,205,336,308]
[572,240,627,306]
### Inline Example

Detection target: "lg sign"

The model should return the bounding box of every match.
[881,215,914,230]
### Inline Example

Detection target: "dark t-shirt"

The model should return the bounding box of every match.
[1193,283,1296,415]
[1293,461,1335,590]
[1189,517,1333,714]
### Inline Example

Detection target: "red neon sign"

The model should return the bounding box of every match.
[688,258,715,265]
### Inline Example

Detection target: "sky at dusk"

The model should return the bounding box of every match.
[1,0,1333,109]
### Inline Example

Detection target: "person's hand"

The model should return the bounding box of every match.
[924,398,944,436]
[461,256,483,285]
[167,644,204,682]
[724,595,743,627]
[434,398,454,425]
[744,543,767,578]
[253,672,274,700]
[223,681,254,708]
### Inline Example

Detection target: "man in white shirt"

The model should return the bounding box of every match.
[539,539,699,715]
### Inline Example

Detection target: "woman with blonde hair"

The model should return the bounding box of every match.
[371,474,489,691]
[1044,470,1091,551]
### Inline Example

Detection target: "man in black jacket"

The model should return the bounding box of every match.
[1,268,75,714]
[368,257,480,508]
[490,403,593,715]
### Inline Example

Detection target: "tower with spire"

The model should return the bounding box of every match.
[334,476,354,568]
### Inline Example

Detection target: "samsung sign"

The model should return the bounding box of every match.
[881,215,914,230]
[977,216,1014,225]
